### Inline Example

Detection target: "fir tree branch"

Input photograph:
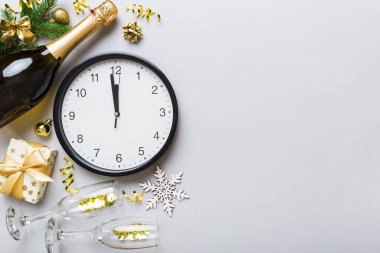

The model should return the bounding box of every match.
[0,41,24,56]
[32,22,71,39]
[0,8,15,21]
[23,0,57,23]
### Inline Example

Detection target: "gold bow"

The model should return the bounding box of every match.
[0,142,53,200]
[0,16,36,46]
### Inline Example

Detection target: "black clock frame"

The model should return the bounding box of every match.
[53,53,178,176]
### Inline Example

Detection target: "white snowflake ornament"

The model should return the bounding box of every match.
[139,164,189,217]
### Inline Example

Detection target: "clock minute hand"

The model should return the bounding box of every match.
[110,74,120,128]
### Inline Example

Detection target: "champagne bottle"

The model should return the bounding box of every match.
[0,0,118,128]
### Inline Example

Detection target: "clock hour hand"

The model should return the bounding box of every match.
[110,74,120,128]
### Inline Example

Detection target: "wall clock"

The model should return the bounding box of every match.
[54,53,178,176]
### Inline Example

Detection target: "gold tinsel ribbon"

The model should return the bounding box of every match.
[0,16,36,45]
[122,190,144,203]
[59,157,78,194]
[5,0,41,14]
[126,4,161,22]
[113,225,150,240]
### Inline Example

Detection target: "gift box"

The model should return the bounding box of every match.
[0,138,57,204]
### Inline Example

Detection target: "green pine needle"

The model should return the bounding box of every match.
[0,8,15,21]
[32,22,71,39]
[21,0,57,23]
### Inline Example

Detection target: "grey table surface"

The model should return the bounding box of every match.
[1,0,380,252]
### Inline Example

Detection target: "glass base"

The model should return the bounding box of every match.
[6,206,25,240]
[45,218,60,253]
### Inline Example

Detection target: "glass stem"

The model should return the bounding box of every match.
[22,207,56,225]
[59,228,95,241]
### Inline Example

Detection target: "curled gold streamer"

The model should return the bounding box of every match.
[5,4,19,14]
[78,193,117,213]
[5,0,41,14]
[122,190,144,203]
[113,225,150,240]
[59,157,78,194]
[73,0,89,14]
[126,4,161,22]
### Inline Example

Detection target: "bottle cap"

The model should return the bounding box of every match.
[92,0,118,26]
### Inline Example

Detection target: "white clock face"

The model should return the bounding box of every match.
[58,56,176,174]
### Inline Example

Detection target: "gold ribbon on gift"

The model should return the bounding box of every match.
[0,142,54,200]
[0,16,36,46]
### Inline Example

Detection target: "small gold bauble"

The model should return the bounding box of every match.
[34,119,53,137]
[50,8,70,25]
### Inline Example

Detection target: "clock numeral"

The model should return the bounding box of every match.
[91,73,98,82]
[138,147,145,156]
[116,154,122,163]
[75,88,86,97]
[160,108,166,117]
[69,111,75,120]
[111,66,121,75]
[153,131,159,140]
[94,148,100,157]
[152,85,158,94]
[136,72,140,80]
[77,134,83,143]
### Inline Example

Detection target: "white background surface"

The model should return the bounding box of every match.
[1,0,380,252]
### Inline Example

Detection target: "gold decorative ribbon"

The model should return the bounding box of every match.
[126,4,161,22]
[122,190,144,203]
[0,142,53,200]
[0,16,36,45]
[59,157,78,194]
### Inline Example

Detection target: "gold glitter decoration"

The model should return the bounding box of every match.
[73,0,89,14]
[126,4,161,22]
[60,157,78,194]
[113,225,150,240]
[5,0,41,14]
[123,21,143,43]
[122,190,144,203]
[78,193,117,213]
[50,8,70,25]
[34,119,53,137]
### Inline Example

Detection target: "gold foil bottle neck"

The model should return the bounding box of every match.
[92,0,118,26]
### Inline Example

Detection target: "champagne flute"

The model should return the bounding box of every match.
[45,217,159,253]
[6,180,122,240]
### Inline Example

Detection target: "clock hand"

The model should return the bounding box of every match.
[110,74,120,128]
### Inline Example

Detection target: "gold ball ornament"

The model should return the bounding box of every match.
[34,119,53,137]
[50,8,70,25]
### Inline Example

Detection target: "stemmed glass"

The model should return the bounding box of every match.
[6,180,122,240]
[45,217,159,253]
